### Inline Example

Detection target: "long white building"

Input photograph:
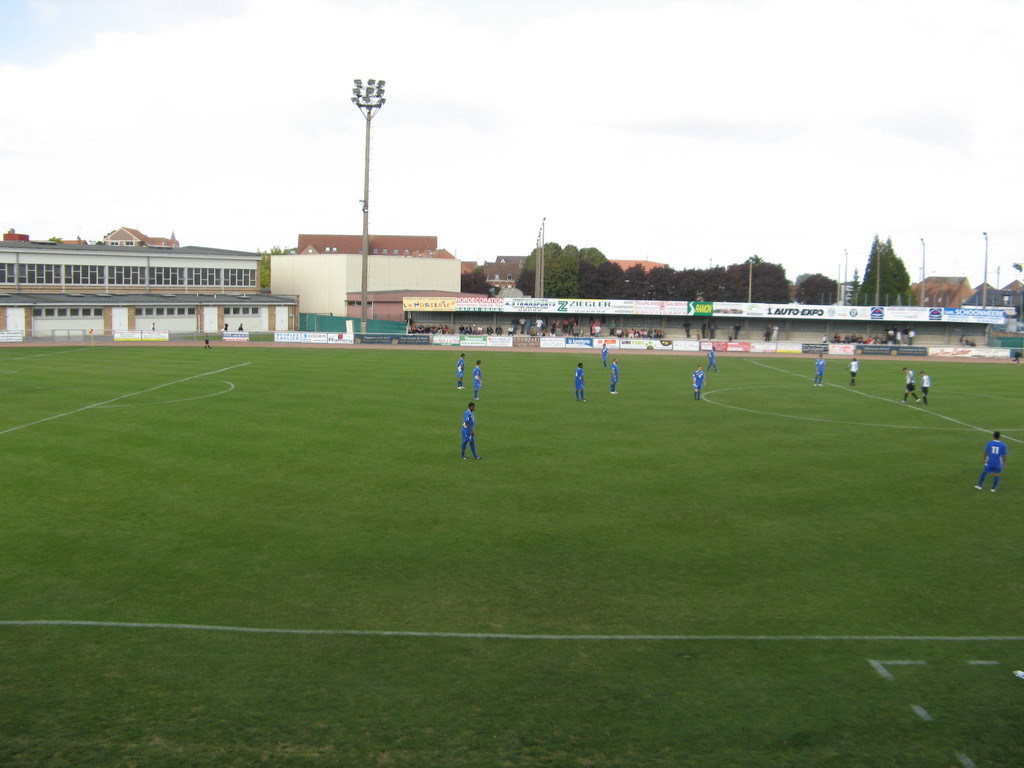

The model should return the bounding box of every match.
[0,238,297,337]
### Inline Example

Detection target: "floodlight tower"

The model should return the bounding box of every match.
[352,78,386,328]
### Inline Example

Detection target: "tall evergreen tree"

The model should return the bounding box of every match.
[855,236,915,305]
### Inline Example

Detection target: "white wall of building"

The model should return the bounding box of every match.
[271,253,459,315]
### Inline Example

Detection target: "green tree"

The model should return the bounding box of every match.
[855,236,915,305]
[523,242,563,272]
[515,267,535,296]
[544,250,581,298]
[461,267,491,295]
[795,273,839,304]
[258,246,289,289]
[578,247,607,266]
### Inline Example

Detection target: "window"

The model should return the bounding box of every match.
[19,263,59,284]
[111,266,144,285]
[0,263,14,283]
[137,306,195,317]
[148,267,184,286]
[64,265,106,284]
[223,269,256,287]
[187,267,220,286]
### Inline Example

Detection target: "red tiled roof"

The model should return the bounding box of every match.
[298,234,441,256]
[609,259,669,272]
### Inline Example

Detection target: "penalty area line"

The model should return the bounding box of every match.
[746,359,1022,443]
[3,621,1024,642]
[0,362,251,436]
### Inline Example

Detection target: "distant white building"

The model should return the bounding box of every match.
[272,234,460,317]
[0,237,296,336]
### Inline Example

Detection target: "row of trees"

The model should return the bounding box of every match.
[463,236,918,306]
[523,248,795,303]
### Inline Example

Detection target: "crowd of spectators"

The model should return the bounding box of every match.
[613,327,665,339]
[408,324,451,334]
[410,317,668,338]
[850,327,921,345]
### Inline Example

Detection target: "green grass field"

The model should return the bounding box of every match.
[1,344,1022,767]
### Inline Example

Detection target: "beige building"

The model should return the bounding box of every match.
[273,234,460,316]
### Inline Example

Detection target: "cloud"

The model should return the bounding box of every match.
[1,0,1022,284]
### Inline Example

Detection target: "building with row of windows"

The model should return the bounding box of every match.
[0,237,297,337]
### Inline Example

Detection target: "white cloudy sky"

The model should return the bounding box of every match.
[2,0,1022,289]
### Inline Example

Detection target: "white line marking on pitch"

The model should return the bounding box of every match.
[956,753,977,768]
[868,660,927,679]
[0,362,251,436]
[747,360,1024,444]
[95,379,236,408]
[911,704,933,721]
[966,660,1000,665]
[8,348,91,360]
[3,621,1024,642]
[702,387,968,431]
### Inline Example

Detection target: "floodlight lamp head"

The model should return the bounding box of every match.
[377,80,386,88]
[368,79,376,87]
[354,79,363,87]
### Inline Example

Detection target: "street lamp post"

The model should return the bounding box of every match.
[536,218,546,298]
[875,244,881,306]
[920,238,926,305]
[351,78,386,329]
[843,249,848,305]
[981,232,989,308]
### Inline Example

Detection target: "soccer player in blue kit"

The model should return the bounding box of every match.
[707,347,719,372]
[575,362,586,401]
[814,355,826,386]
[461,402,480,459]
[472,360,482,400]
[610,358,619,393]
[976,431,1008,491]
[602,345,609,368]
[693,364,705,400]
[456,353,466,390]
